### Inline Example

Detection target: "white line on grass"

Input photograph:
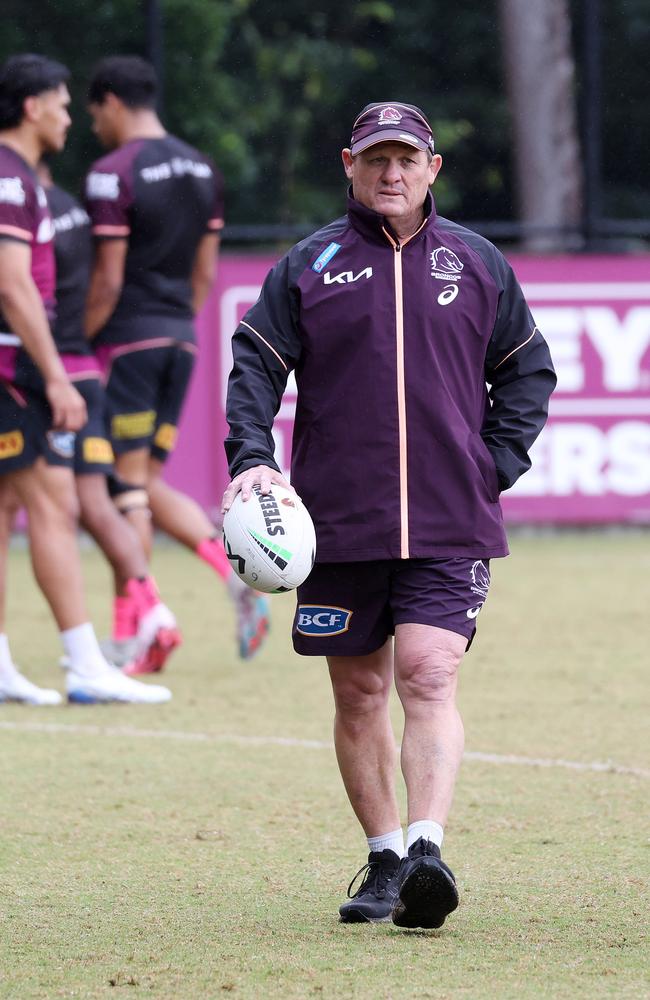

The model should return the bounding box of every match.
[1,720,648,779]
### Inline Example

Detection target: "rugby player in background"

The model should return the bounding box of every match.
[37,160,181,675]
[84,56,269,661]
[0,53,170,704]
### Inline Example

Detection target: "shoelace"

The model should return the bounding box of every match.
[410,837,440,859]
[346,859,395,900]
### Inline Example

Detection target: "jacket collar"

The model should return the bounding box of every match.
[346,188,437,246]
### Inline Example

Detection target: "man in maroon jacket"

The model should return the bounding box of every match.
[223,102,556,929]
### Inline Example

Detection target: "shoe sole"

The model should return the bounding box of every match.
[0,695,62,706]
[339,909,393,924]
[68,690,110,704]
[392,863,459,929]
[67,692,169,704]
[123,627,182,675]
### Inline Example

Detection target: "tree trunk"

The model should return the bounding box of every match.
[499,0,583,251]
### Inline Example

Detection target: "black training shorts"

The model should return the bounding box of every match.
[0,379,75,474]
[99,339,197,463]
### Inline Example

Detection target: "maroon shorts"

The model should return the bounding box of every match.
[292,557,491,657]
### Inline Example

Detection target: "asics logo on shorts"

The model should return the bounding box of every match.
[296,605,353,636]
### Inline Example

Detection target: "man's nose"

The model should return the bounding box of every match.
[381,159,401,182]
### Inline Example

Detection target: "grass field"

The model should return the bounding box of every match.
[1,533,648,1000]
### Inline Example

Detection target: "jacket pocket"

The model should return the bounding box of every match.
[471,434,500,503]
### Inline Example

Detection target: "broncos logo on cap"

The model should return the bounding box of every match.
[377,106,402,124]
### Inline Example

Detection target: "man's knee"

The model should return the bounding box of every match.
[108,474,150,517]
[20,465,80,528]
[397,641,464,704]
[330,660,392,719]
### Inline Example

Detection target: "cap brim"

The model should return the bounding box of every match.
[350,129,429,155]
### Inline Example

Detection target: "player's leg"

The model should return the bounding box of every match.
[77,472,181,674]
[78,472,147,586]
[73,377,180,674]
[147,343,269,659]
[0,478,61,705]
[148,461,269,660]
[113,446,153,558]
[148,466,232,574]
[103,345,164,561]
[12,459,171,704]
[0,381,170,703]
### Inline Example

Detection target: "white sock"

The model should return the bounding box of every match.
[61,623,108,676]
[367,827,404,857]
[406,820,444,851]
[0,633,18,679]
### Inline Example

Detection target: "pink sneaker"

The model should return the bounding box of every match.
[123,603,182,675]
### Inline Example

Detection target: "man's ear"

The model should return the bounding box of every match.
[341,147,354,180]
[429,153,443,185]
[23,94,41,124]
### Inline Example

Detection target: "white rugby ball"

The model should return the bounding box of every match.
[222,484,316,593]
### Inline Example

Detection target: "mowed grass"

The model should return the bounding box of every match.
[0,533,648,1000]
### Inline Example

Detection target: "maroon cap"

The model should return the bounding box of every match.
[349,102,435,156]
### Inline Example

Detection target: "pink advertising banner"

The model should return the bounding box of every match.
[164,253,650,524]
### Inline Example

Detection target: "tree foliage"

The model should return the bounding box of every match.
[1,0,647,234]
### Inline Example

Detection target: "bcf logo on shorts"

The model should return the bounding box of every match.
[296,605,353,636]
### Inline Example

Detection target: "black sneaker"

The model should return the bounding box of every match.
[391,838,459,929]
[339,849,401,923]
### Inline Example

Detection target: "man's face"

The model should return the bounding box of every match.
[87,97,120,149]
[32,84,71,153]
[342,142,442,226]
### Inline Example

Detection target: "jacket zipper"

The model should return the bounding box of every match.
[383,228,410,559]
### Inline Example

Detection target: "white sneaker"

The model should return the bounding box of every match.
[66,663,172,704]
[0,666,63,706]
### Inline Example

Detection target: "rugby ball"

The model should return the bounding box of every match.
[222,484,316,593]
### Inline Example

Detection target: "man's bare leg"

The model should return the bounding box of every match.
[77,473,148,589]
[76,473,181,675]
[114,447,152,560]
[0,478,19,634]
[148,460,218,551]
[7,459,170,704]
[390,622,465,930]
[0,480,63,705]
[394,623,466,829]
[11,460,87,629]
[327,640,401,837]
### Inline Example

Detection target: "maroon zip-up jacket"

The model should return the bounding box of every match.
[226,192,556,562]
